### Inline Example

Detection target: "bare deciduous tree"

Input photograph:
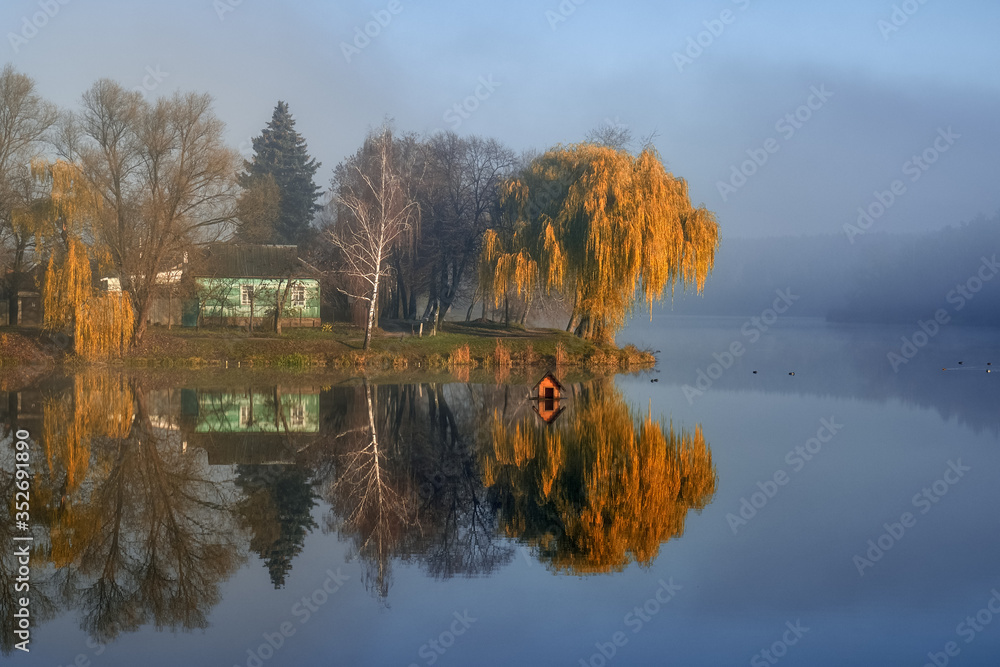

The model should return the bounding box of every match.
[63,80,238,344]
[329,126,417,350]
[0,65,58,321]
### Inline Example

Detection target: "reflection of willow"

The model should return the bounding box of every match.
[30,374,243,642]
[482,381,717,574]
[323,382,418,600]
[36,374,133,567]
[0,457,54,656]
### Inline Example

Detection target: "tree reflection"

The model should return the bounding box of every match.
[30,374,244,643]
[320,382,419,601]
[412,384,514,579]
[482,379,716,574]
[314,382,515,601]
[235,464,317,589]
[2,370,717,641]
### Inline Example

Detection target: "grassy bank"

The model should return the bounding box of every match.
[0,321,654,372]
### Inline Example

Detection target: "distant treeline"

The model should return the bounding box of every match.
[658,213,1000,327]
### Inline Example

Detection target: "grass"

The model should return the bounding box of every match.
[0,319,655,372]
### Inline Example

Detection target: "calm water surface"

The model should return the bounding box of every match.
[1,317,998,666]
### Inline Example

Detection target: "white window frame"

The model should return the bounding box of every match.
[240,284,253,306]
[291,284,306,308]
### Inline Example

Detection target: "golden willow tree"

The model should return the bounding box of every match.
[480,144,720,342]
[481,381,716,574]
[31,159,133,358]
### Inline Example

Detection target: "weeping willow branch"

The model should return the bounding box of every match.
[479,143,720,342]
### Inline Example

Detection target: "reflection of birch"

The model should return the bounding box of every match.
[326,382,417,600]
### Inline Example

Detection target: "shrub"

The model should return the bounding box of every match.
[450,344,472,366]
[492,338,512,368]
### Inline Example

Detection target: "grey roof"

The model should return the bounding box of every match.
[194,244,318,279]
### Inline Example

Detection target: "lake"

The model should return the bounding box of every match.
[1,316,998,666]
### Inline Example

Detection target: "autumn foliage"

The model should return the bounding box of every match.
[482,381,716,573]
[34,160,134,358]
[37,374,134,567]
[480,144,719,342]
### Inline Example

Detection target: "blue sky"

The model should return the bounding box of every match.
[3,0,998,237]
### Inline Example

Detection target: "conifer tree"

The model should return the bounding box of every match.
[239,102,322,245]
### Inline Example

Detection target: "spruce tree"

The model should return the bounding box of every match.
[239,101,322,244]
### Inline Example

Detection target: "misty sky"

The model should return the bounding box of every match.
[3,0,997,238]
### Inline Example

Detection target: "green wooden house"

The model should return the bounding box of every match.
[185,244,321,328]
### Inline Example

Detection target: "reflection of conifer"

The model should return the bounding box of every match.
[235,465,318,588]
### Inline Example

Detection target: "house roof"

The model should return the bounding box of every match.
[532,371,564,392]
[194,244,319,279]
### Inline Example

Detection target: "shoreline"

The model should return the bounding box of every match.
[0,321,655,373]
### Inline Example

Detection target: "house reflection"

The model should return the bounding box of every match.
[530,372,566,424]
[0,373,716,652]
[167,387,321,465]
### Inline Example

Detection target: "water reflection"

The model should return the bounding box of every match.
[320,382,423,601]
[484,380,716,573]
[28,375,244,644]
[235,465,317,589]
[0,372,713,649]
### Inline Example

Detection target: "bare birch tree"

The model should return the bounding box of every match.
[329,126,417,350]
